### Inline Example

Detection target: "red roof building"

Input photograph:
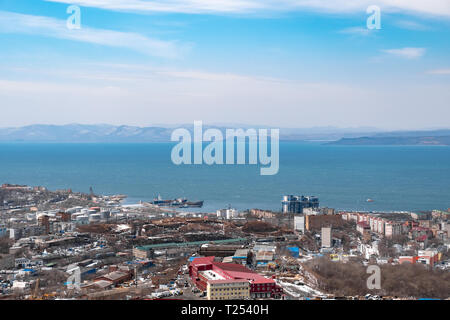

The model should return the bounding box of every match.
[189,256,283,299]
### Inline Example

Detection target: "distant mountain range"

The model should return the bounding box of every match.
[0,124,449,145]
[329,130,450,146]
[0,124,174,142]
[0,124,380,143]
[329,135,450,146]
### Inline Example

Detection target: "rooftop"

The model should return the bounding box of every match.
[135,238,247,251]
[201,270,225,281]
[191,257,275,285]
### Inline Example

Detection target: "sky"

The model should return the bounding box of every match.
[0,0,449,130]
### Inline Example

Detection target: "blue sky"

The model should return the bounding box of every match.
[0,0,449,129]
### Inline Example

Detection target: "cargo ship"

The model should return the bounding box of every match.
[152,195,203,208]
[180,201,204,208]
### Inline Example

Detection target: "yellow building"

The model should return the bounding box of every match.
[207,279,250,300]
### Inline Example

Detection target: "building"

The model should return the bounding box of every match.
[294,215,305,233]
[359,241,380,260]
[411,212,431,220]
[417,249,440,266]
[189,257,283,299]
[320,207,335,215]
[95,271,132,286]
[37,215,50,234]
[204,273,250,300]
[217,208,239,219]
[133,238,247,259]
[303,207,335,215]
[249,209,278,219]
[369,217,385,235]
[399,256,418,264]
[385,221,402,238]
[399,250,440,267]
[1,184,31,191]
[442,222,450,235]
[251,245,276,268]
[305,214,343,231]
[343,212,406,238]
[0,224,8,238]
[357,221,371,234]
[432,210,450,221]
[165,248,190,259]
[133,246,154,259]
[281,195,319,214]
[231,249,250,265]
[56,211,72,222]
[200,245,244,258]
[321,227,332,248]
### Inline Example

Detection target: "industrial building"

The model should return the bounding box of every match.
[133,238,247,259]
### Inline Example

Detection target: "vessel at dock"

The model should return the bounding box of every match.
[181,201,204,208]
[152,195,204,208]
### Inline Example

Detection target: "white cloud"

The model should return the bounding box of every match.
[382,47,426,59]
[394,20,430,31]
[45,0,266,14]
[338,27,372,36]
[0,11,187,58]
[44,0,450,17]
[427,69,450,75]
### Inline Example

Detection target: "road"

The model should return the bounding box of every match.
[177,272,203,300]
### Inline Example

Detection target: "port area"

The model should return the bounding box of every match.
[0,184,449,300]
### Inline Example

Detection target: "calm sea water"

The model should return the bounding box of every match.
[0,142,449,213]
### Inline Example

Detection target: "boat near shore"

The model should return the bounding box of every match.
[151,195,204,208]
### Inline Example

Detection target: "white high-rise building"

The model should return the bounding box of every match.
[294,216,305,233]
[321,227,332,248]
[216,208,238,219]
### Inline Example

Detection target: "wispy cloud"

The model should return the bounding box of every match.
[427,69,450,75]
[394,20,430,31]
[44,0,266,14]
[382,47,426,59]
[0,10,188,58]
[44,0,450,17]
[338,27,372,37]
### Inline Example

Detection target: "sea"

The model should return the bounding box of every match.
[0,142,449,213]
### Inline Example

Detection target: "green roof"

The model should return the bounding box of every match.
[135,238,248,251]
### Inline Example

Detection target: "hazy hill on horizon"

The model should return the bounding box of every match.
[0,124,449,144]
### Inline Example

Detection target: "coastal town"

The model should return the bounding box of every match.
[0,183,449,300]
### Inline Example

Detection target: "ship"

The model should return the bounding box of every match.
[181,201,204,208]
[366,199,374,202]
[152,195,203,208]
